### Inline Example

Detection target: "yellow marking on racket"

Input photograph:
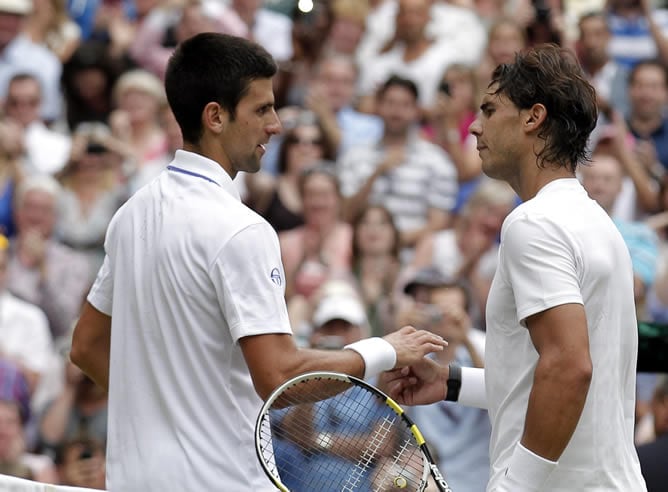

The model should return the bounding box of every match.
[410,424,426,445]
[386,397,404,415]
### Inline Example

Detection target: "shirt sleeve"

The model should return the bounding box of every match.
[210,222,292,342]
[88,254,113,316]
[501,215,584,326]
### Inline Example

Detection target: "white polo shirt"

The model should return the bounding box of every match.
[485,179,645,491]
[88,150,292,492]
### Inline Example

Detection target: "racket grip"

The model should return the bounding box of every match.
[344,337,397,380]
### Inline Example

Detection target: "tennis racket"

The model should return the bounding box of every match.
[255,371,453,492]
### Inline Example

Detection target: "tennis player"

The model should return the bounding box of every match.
[69,33,446,492]
[383,44,647,491]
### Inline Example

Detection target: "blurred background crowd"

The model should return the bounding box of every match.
[0,0,667,490]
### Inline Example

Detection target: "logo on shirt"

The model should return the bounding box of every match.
[270,268,282,286]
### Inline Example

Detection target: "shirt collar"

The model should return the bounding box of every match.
[171,150,241,202]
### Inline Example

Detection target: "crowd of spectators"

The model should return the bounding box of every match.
[0,0,668,489]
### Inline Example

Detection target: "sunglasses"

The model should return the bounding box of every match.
[289,136,324,146]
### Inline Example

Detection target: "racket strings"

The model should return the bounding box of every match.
[259,378,428,491]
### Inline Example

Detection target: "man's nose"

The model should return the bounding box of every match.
[469,117,481,136]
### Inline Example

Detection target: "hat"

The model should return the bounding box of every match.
[403,267,458,295]
[0,0,32,15]
[313,294,367,328]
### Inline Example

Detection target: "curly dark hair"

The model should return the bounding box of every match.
[490,44,598,172]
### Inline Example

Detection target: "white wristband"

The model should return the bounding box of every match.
[344,337,397,380]
[496,442,557,492]
[458,367,487,409]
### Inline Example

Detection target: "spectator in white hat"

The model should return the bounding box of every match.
[309,285,369,351]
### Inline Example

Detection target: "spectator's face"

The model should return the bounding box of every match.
[0,12,23,51]
[355,207,397,257]
[629,65,668,119]
[578,16,610,66]
[441,67,476,113]
[377,85,419,137]
[72,68,108,105]
[5,78,41,127]
[396,0,431,43]
[15,189,57,238]
[301,173,340,227]
[118,89,160,127]
[317,59,356,112]
[285,124,325,174]
[488,22,525,65]
[311,319,361,347]
[457,204,502,251]
[580,155,623,212]
[0,401,22,462]
[328,17,364,55]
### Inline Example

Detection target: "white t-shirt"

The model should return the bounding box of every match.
[88,150,292,492]
[0,291,53,375]
[485,178,646,491]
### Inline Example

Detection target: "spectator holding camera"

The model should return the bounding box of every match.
[426,64,483,203]
[57,123,129,283]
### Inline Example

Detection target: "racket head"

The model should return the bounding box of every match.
[254,371,431,492]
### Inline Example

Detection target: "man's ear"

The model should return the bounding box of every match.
[523,103,548,134]
[202,102,228,135]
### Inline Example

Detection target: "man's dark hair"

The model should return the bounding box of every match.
[490,44,598,172]
[165,33,277,144]
[376,74,419,102]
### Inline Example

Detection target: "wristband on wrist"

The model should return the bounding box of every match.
[499,442,557,492]
[445,362,462,401]
[344,337,397,380]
